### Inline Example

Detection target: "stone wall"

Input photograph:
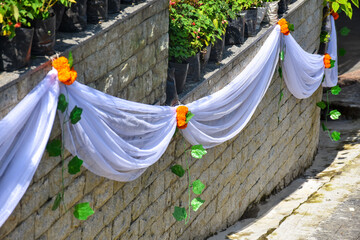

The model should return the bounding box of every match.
[0,0,324,239]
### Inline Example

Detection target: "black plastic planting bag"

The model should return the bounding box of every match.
[31,14,56,56]
[59,0,87,32]
[87,0,108,23]
[108,0,121,14]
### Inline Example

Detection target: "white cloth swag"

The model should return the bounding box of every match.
[0,16,338,228]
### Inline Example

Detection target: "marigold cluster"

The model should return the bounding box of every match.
[278,18,290,35]
[176,106,189,129]
[52,56,77,85]
[324,53,332,68]
[331,11,339,20]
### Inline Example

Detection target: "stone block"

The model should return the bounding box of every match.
[81,208,104,240]
[84,170,104,195]
[0,84,17,112]
[112,205,131,238]
[35,200,60,239]
[136,43,156,77]
[5,214,34,240]
[63,176,85,209]
[0,204,20,239]
[47,211,74,240]
[94,225,112,240]
[118,55,138,90]
[93,180,114,209]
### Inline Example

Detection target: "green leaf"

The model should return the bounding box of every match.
[68,51,73,69]
[278,66,283,79]
[331,131,341,141]
[52,193,62,211]
[173,206,187,221]
[288,23,294,32]
[330,59,336,68]
[68,156,83,175]
[316,101,327,110]
[73,202,94,220]
[46,139,61,157]
[191,145,207,159]
[351,0,359,8]
[332,2,340,12]
[331,85,341,95]
[339,48,346,56]
[11,5,19,22]
[191,197,205,211]
[321,123,328,131]
[170,165,185,177]
[192,179,205,195]
[330,109,341,120]
[279,90,284,102]
[57,94,68,113]
[340,26,351,36]
[280,50,285,61]
[70,106,83,124]
[185,111,194,124]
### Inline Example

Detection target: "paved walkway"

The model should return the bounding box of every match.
[208,119,360,240]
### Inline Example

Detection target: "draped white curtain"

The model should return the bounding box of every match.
[0,17,338,228]
[181,26,281,148]
[0,70,59,227]
[60,82,177,182]
[323,16,338,87]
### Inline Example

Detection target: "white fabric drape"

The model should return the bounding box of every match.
[281,32,325,99]
[0,70,59,227]
[0,16,340,228]
[59,82,177,182]
[182,26,281,148]
[323,15,338,87]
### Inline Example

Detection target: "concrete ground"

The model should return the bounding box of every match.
[207,7,360,240]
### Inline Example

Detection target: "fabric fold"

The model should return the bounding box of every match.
[181,26,281,148]
[59,82,177,182]
[0,69,60,227]
[323,15,338,87]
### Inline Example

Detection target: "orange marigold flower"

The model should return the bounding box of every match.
[278,19,290,35]
[324,53,332,68]
[278,18,287,26]
[331,12,339,20]
[176,106,189,129]
[52,57,70,72]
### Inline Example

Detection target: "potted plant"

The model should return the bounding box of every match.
[169,1,204,92]
[59,0,87,32]
[254,0,268,30]
[108,0,121,14]
[263,0,279,25]
[225,0,247,45]
[87,0,108,24]
[200,0,234,63]
[0,1,34,71]
[278,0,288,15]
[23,0,75,56]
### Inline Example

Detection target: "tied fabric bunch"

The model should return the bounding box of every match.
[52,57,77,85]
[324,53,332,68]
[176,106,189,129]
[278,18,290,35]
[331,11,339,20]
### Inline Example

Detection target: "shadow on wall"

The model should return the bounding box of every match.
[337,6,360,75]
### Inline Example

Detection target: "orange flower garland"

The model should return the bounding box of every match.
[176,106,189,129]
[331,11,339,20]
[324,53,332,68]
[52,56,77,85]
[278,18,290,35]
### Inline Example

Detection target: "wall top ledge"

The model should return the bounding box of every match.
[0,0,162,92]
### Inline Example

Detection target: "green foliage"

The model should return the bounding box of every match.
[68,156,83,174]
[186,111,195,124]
[321,123,328,131]
[340,26,351,36]
[52,193,62,211]
[331,85,341,95]
[57,94,69,113]
[191,197,205,211]
[68,51,74,69]
[330,59,336,68]
[192,179,205,194]
[70,106,83,124]
[330,109,341,120]
[326,0,359,19]
[288,23,295,32]
[316,101,327,110]
[171,165,186,177]
[0,1,31,38]
[191,145,207,159]
[22,0,75,20]
[320,31,330,43]
[280,51,285,61]
[331,131,341,141]
[173,206,187,221]
[73,202,95,220]
[339,48,346,56]
[46,139,62,157]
